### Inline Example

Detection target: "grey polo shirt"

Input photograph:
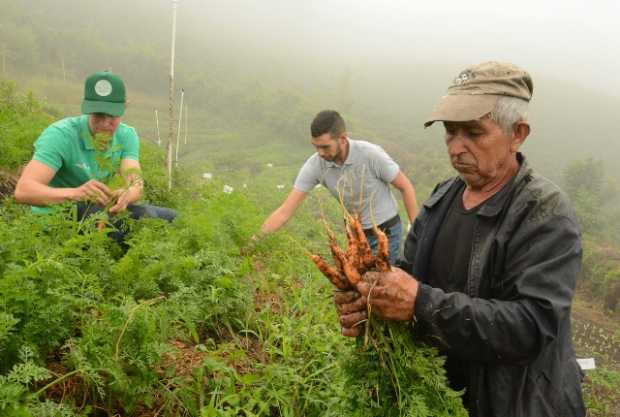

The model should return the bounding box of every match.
[294,139,400,229]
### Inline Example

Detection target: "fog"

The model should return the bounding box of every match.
[173,0,620,180]
[180,0,620,95]
[2,0,619,180]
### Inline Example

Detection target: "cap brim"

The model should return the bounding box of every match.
[81,100,125,117]
[424,94,499,128]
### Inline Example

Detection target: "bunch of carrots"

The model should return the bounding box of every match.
[309,213,389,292]
[307,215,468,416]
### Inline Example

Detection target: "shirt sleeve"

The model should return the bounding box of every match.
[293,155,321,192]
[32,126,65,171]
[370,145,399,183]
[120,127,140,161]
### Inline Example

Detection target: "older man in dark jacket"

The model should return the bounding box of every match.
[335,61,585,417]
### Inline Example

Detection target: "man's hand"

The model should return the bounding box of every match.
[334,290,368,337]
[357,267,419,321]
[71,180,112,206]
[241,234,261,256]
[108,188,131,214]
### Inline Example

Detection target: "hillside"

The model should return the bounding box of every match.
[1,69,619,417]
[0,79,472,417]
[2,0,620,414]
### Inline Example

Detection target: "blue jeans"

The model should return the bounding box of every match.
[76,202,176,223]
[76,202,176,249]
[365,217,403,265]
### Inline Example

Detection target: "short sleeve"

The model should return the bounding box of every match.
[120,127,140,161]
[370,145,399,183]
[293,155,321,192]
[32,126,65,171]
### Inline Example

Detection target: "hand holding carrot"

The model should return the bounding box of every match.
[334,290,367,337]
[309,214,415,336]
[358,267,419,322]
[70,179,112,205]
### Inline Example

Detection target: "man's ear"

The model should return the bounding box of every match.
[510,121,530,152]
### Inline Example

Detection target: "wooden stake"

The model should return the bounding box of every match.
[184,103,188,145]
[154,109,161,146]
[175,88,184,166]
[167,0,179,190]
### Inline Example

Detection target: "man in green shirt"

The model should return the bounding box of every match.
[14,71,175,224]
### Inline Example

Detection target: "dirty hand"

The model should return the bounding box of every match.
[357,267,419,322]
[71,180,112,206]
[334,290,368,337]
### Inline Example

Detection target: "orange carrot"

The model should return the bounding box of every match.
[330,244,361,286]
[342,256,362,286]
[345,224,362,271]
[351,215,374,270]
[309,254,350,290]
[373,225,391,272]
[330,241,346,274]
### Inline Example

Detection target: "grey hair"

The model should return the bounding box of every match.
[489,96,529,135]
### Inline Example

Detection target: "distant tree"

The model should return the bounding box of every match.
[563,158,605,232]
[0,22,39,72]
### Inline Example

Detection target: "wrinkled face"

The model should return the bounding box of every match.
[88,113,121,135]
[443,117,520,189]
[311,133,346,163]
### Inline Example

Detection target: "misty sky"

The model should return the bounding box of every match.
[182,0,620,97]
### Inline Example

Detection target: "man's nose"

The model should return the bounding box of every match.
[447,135,467,157]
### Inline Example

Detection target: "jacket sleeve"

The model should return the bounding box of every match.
[414,198,581,365]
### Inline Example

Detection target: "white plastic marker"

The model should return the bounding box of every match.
[154,109,161,146]
[202,172,213,180]
[223,185,234,194]
[576,358,596,370]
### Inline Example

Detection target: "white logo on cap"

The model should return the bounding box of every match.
[453,70,474,86]
[94,79,113,97]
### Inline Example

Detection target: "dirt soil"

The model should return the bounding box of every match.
[0,169,17,200]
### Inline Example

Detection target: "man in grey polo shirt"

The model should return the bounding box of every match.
[255,110,418,262]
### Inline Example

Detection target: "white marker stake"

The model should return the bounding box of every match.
[576,358,596,370]
[155,109,161,146]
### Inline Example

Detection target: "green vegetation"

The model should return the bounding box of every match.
[582,369,620,417]
[1,9,619,408]
[561,159,620,316]
[0,80,55,170]
[0,80,471,416]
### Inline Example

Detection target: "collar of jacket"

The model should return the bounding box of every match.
[423,152,531,218]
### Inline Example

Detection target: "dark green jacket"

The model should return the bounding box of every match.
[403,154,585,417]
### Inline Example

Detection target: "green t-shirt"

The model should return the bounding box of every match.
[31,115,139,213]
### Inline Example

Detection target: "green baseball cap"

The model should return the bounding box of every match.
[424,61,533,127]
[81,71,126,117]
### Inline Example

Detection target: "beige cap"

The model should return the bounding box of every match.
[424,61,533,127]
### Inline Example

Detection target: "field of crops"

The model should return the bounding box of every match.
[1,79,619,416]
